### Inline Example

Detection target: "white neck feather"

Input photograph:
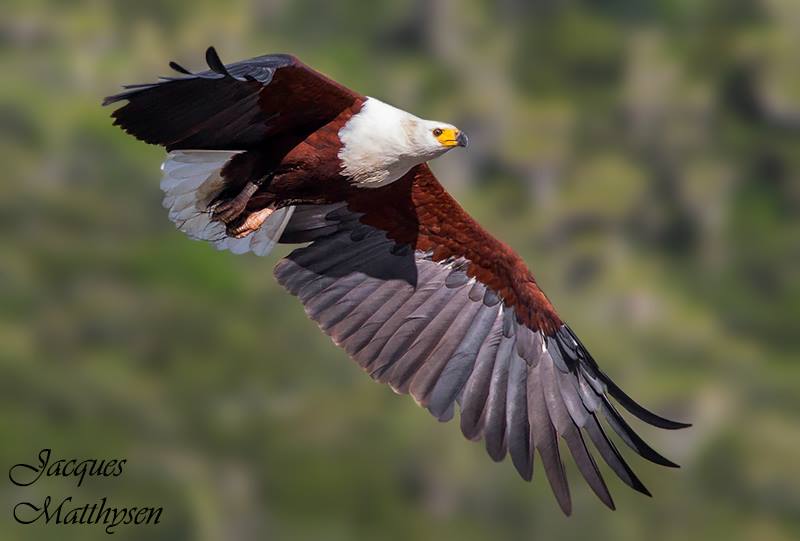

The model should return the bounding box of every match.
[337,97,448,188]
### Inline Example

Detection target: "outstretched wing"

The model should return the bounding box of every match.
[276,164,689,515]
[103,46,362,150]
[104,48,364,258]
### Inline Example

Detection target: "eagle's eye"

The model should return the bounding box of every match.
[432,128,443,137]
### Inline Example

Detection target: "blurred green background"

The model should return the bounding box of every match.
[2,1,799,540]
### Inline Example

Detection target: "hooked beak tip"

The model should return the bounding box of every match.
[456,131,469,148]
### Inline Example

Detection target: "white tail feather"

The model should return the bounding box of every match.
[160,150,293,257]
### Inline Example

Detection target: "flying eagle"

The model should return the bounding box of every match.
[104,47,689,514]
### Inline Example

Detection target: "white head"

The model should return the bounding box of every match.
[338,97,468,188]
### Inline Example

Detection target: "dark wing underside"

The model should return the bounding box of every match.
[103,47,361,150]
[276,202,689,515]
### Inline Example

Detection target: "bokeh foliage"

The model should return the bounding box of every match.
[1,1,799,540]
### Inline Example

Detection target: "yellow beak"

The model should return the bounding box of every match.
[437,128,469,148]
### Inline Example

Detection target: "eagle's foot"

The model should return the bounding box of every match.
[211,180,263,224]
[227,206,275,238]
[212,198,246,224]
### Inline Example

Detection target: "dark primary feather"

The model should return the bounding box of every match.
[275,203,689,514]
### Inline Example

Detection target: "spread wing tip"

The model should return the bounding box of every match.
[560,325,691,430]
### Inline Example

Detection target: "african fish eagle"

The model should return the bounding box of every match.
[104,47,689,514]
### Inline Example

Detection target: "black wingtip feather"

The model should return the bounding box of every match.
[205,46,230,77]
[169,60,193,75]
[583,414,652,497]
[602,376,692,430]
[602,399,681,468]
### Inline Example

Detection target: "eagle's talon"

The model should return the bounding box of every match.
[212,199,247,223]
[226,207,275,238]
[211,181,261,223]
